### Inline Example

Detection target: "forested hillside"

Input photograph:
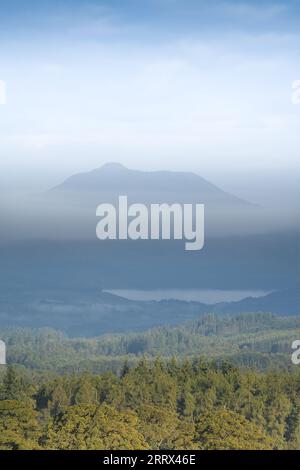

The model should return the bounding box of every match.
[1,313,299,372]
[1,287,298,336]
[0,312,299,450]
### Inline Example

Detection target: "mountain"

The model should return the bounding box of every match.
[0,287,298,337]
[0,165,297,299]
[212,287,300,316]
[43,162,261,239]
[50,162,252,208]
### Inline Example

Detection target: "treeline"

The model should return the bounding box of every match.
[1,358,300,450]
[0,313,299,372]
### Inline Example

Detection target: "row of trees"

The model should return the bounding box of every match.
[1,357,300,450]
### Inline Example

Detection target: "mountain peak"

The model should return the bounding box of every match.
[97,162,128,172]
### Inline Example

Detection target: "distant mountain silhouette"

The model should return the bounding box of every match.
[51,162,252,208]
[0,287,297,336]
[212,287,300,316]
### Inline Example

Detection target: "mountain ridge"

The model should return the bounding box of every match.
[51,162,252,207]
[0,287,298,336]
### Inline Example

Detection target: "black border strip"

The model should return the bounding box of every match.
[0,450,298,466]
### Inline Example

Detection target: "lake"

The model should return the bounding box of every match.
[103,289,271,304]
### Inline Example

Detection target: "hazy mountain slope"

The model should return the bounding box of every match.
[0,287,298,336]
[213,287,300,316]
[51,162,251,207]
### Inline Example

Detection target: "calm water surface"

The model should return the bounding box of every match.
[104,289,271,304]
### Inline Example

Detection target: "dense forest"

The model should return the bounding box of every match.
[1,358,300,450]
[0,313,299,373]
[1,312,299,450]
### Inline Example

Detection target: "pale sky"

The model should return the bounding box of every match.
[0,0,300,190]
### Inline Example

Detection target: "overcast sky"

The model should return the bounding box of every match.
[0,0,300,189]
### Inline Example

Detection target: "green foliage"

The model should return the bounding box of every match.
[44,404,148,450]
[136,404,198,449]
[1,357,300,450]
[196,409,275,450]
[0,400,41,450]
[1,313,299,373]
[0,313,299,450]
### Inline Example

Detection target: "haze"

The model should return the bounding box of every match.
[0,0,300,192]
